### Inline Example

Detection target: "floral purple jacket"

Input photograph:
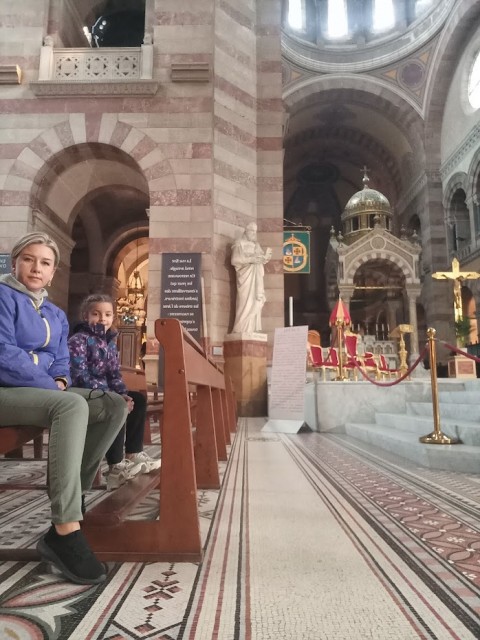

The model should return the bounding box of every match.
[68,322,127,395]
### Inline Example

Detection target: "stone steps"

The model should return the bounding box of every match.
[344,422,480,473]
[344,380,480,472]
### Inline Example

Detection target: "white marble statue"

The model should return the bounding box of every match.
[231,222,272,334]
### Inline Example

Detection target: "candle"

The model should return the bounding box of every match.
[289,296,293,327]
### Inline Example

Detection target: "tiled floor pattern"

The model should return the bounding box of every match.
[1,419,480,638]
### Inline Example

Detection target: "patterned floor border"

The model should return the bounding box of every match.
[2,423,480,638]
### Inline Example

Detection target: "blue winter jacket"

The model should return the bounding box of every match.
[0,277,71,390]
[68,322,127,396]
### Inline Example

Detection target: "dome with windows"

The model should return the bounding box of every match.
[283,0,442,72]
[341,170,392,242]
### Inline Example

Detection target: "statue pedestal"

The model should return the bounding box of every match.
[448,354,477,379]
[224,333,268,417]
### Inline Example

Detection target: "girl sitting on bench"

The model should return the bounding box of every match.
[68,293,161,491]
[0,232,128,585]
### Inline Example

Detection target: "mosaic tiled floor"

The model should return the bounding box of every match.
[1,419,480,638]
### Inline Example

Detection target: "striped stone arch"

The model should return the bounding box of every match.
[466,145,480,199]
[3,116,173,227]
[443,172,468,209]
[344,250,415,285]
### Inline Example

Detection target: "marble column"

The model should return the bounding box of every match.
[406,287,423,375]
[224,333,268,417]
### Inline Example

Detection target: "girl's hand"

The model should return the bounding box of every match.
[55,379,66,390]
[124,395,134,413]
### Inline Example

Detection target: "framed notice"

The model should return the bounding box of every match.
[0,254,11,274]
[161,253,202,341]
[283,231,310,274]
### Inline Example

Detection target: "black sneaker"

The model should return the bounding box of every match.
[37,526,106,585]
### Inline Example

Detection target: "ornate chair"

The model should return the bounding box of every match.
[378,354,399,380]
[307,329,321,369]
[344,333,361,380]
[343,333,379,380]
[309,345,339,381]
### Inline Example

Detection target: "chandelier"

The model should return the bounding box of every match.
[117,230,146,326]
[127,269,144,304]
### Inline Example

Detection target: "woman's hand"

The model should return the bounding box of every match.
[123,395,134,413]
[55,379,67,390]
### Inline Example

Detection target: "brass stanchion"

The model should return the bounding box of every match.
[335,321,347,381]
[419,328,458,445]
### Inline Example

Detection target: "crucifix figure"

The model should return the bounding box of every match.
[432,257,480,321]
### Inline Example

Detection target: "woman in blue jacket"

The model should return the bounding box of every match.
[0,232,127,585]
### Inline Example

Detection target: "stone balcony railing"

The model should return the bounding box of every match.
[451,237,480,264]
[30,42,158,96]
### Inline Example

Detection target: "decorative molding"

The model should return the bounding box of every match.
[396,174,427,213]
[0,65,21,84]
[440,123,480,181]
[171,63,210,83]
[30,80,159,97]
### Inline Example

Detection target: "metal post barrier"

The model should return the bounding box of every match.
[335,321,346,381]
[419,327,458,445]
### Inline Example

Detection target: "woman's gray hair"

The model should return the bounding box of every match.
[80,293,114,319]
[11,232,60,267]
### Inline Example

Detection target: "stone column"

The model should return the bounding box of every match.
[224,333,268,417]
[466,194,477,247]
[406,285,421,362]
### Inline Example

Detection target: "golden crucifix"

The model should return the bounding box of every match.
[432,258,480,321]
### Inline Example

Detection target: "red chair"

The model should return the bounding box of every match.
[361,351,380,379]
[309,344,323,368]
[343,334,380,380]
[344,333,361,380]
[309,345,339,381]
[378,354,399,380]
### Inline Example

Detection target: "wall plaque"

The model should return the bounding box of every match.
[0,254,11,274]
[161,253,202,341]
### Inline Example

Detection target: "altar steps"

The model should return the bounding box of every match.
[344,382,480,473]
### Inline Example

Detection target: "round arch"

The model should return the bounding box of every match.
[344,252,416,284]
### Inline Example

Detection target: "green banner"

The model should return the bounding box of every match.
[283,231,310,273]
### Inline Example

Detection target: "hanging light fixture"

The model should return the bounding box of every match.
[118,227,145,325]
[127,228,145,304]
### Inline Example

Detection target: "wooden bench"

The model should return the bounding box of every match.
[81,317,237,562]
[120,365,164,444]
[0,426,47,491]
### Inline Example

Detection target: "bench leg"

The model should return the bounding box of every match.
[33,434,44,459]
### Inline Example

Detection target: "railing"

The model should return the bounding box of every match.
[38,45,153,82]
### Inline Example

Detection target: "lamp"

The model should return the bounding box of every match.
[117,229,145,325]
[127,269,144,303]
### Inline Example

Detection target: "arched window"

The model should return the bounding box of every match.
[327,0,348,39]
[372,0,395,33]
[468,51,480,109]
[288,0,304,31]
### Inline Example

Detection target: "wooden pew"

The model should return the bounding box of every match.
[81,317,235,562]
[120,365,163,444]
[0,427,47,491]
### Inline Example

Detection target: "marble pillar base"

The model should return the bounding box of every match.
[224,333,268,417]
[448,355,477,378]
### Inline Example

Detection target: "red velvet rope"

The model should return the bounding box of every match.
[347,345,429,387]
[437,339,480,363]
